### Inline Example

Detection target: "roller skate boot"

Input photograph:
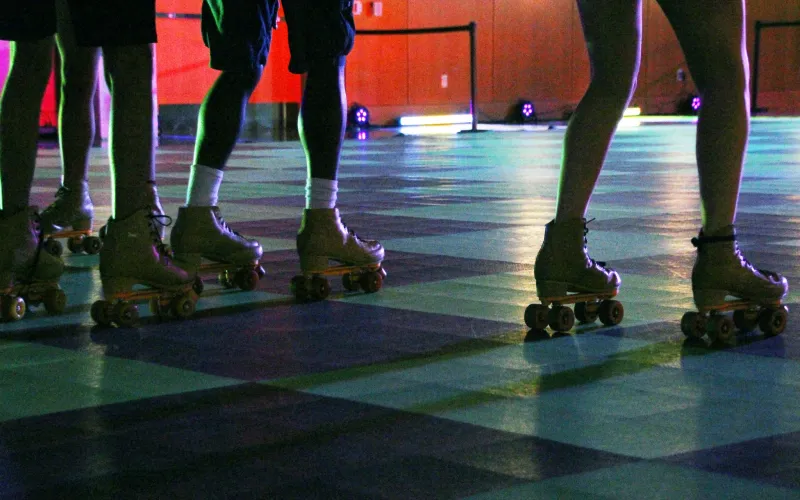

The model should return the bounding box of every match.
[170,206,265,294]
[681,225,789,342]
[39,182,102,256]
[526,218,623,332]
[91,207,198,327]
[98,180,166,242]
[0,208,66,322]
[291,208,386,301]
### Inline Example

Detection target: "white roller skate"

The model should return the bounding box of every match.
[91,207,198,328]
[170,206,265,294]
[0,208,66,321]
[39,182,102,256]
[291,208,385,301]
[527,218,623,332]
[681,226,789,343]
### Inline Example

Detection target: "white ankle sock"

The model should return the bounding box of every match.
[186,164,223,207]
[306,178,338,209]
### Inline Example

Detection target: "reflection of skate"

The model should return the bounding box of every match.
[1,281,67,322]
[530,218,622,332]
[681,227,789,343]
[292,208,385,301]
[193,261,266,294]
[43,228,102,256]
[91,284,198,328]
[525,291,623,332]
[291,263,386,301]
[681,299,788,343]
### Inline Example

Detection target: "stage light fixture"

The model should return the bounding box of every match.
[508,99,537,124]
[691,96,701,112]
[347,104,370,128]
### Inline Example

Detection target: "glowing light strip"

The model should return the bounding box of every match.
[398,113,473,126]
[623,107,642,117]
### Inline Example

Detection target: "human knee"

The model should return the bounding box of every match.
[8,40,53,84]
[219,67,263,96]
[102,45,153,90]
[694,56,748,97]
[589,70,638,109]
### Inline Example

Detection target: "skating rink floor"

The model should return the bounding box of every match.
[3,117,800,498]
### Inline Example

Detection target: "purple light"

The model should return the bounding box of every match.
[522,103,534,118]
[357,130,367,140]
[356,108,368,124]
[691,96,701,111]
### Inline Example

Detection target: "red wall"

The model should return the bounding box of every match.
[154,0,301,105]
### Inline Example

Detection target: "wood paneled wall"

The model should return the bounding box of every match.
[152,0,799,124]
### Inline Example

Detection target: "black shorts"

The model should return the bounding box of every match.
[202,0,279,71]
[68,0,157,46]
[282,0,355,74]
[202,0,355,74]
[0,2,57,42]
[0,0,156,46]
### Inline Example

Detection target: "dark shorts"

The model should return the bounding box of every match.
[202,0,279,71]
[282,0,355,74]
[202,0,355,74]
[0,0,157,46]
[0,2,57,41]
[68,0,157,46]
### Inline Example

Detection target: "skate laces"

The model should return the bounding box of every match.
[692,232,768,276]
[216,212,244,238]
[340,218,366,243]
[147,211,174,256]
[583,218,609,269]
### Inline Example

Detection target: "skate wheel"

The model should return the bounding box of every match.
[218,270,236,289]
[759,306,788,337]
[598,300,624,326]
[707,315,735,343]
[113,301,139,328]
[733,309,759,332]
[44,238,63,257]
[192,275,205,295]
[171,294,196,320]
[575,301,599,324]
[342,273,360,292]
[67,236,84,254]
[90,300,113,326]
[524,304,549,330]
[255,265,266,279]
[680,312,706,338]
[82,236,102,255]
[290,275,308,301]
[236,269,260,292]
[43,288,67,315]
[548,305,575,332]
[2,296,26,322]
[360,271,383,293]
[309,276,331,300]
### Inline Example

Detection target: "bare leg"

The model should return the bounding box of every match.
[0,39,54,212]
[54,0,100,190]
[194,68,262,169]
[554,0,642,222]
[657,0,748,233]
[101,44,155,219]
[299,60,346,181]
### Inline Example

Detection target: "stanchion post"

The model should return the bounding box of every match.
[469,21,477,132]
[752,21,761,115]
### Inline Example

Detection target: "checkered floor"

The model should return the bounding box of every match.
[3,118,800,498]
